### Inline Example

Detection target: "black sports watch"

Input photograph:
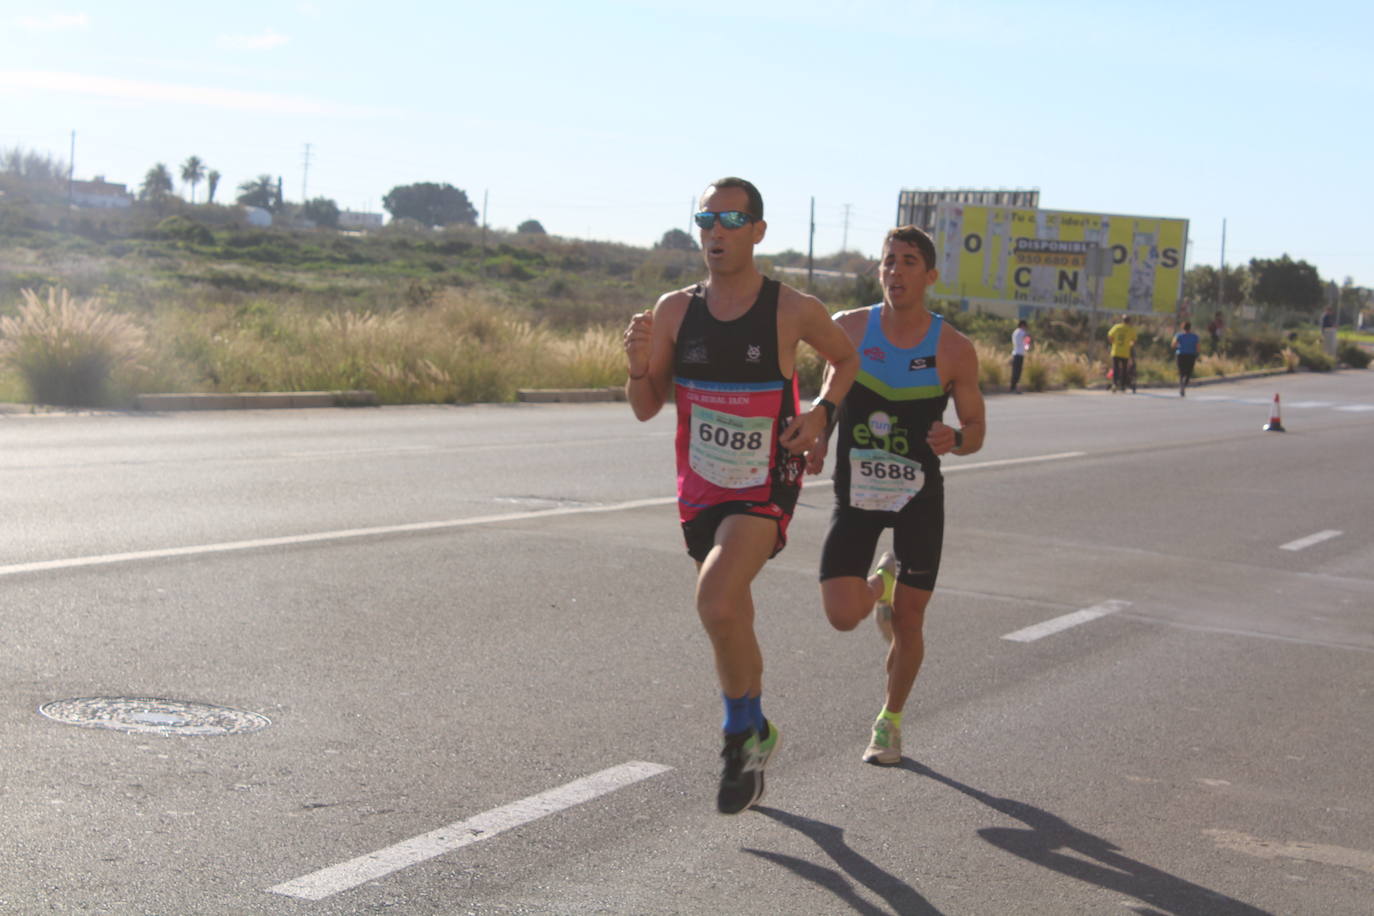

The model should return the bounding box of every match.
[811,397,836,426]
[953,428,964,450]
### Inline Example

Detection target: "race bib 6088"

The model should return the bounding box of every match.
[689,404,774,490]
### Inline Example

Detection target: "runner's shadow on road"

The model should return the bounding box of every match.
[903,760,1272,916]
[746,805,943,915]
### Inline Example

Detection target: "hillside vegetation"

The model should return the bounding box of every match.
[1,202,1363,407]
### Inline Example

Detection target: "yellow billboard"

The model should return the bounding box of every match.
[932,204,1188,313]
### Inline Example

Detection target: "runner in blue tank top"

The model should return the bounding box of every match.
[806,226,986,766]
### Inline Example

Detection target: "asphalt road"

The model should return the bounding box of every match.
[2,371,1372,915]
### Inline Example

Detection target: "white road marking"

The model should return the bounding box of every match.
[0,497,675,578]
[944,451,1086,472]
[269,761,672,901]
[1335,404,1374,412]
[1286,400,1334,408]
[1279,530,1343,551]
[1002,600,1132,642]
[2,451,1085,578]
[280,444,440,458]
[1205,829,1374,875]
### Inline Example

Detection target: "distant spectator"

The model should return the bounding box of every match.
[1172,321,1200,397]
[1107,315,1137,394]
[1009,319,1030,393]
[1207,311,1225,355]
[1320,307,1338,357]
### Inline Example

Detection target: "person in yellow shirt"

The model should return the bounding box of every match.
[1106,315,1138,393]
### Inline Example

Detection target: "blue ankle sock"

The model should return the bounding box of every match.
[747,694,765,735]
[722,693,752,735]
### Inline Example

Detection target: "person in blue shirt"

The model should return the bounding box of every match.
[1172,320,1200,397]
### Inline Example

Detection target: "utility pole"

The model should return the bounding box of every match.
[842,203,851,252]
[301,143,311,202]
[67,130,75,206]
[807,196,815,288]
[1217,218,1227,307]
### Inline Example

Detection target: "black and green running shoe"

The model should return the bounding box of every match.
[717,729,758,814]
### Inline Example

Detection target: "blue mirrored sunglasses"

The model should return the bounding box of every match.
[694,210,755,230]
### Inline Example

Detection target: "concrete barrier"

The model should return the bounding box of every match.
[516,387,626,403]
[136,390,378,411]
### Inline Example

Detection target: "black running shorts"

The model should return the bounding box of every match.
[682,500,794,563]
[819,483,944,592]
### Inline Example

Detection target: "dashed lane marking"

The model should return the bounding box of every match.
[0,497,677,578]
[268,761,672,901]
[0,451,1086,578]
[1279,530,1343,551]
[1001,600,1132,643]
[944,451,1086,472]
[1205,829,1374,875]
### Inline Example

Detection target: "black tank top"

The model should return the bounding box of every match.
[674,278,785,383]
[670,278,802,518]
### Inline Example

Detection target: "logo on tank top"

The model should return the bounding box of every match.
[867,411,893,437]
[908,356,936,371]
[746,344,762,363]
[681,337,708,364]
[864,346,886,362]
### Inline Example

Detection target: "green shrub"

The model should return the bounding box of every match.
[1338,341,1371,369]
[0,287,147,405]
[1231,328,1287,365]
[155,215,213,245]
[1290,338,1333,371]
[1023,359,1050,392]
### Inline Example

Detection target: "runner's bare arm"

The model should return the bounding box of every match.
[624,291,687,421]
[780,294,859,454]
[928,329,985,456]
[804,309,868,473]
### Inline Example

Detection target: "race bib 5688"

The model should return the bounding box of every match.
[849,447,923,512]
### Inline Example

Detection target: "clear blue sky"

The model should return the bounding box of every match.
[2,0,1370,287]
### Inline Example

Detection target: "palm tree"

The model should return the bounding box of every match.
[180,155,206,204]
[236,174,277,210]
[206,170,221,204]
[139,163,175,212]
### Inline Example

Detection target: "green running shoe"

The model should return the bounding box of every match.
[716,721,781,814]
[863,714,902,766]
[751,719,780,806]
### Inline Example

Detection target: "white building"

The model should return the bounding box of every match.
[338,210,384,231]
[71,177,134,209]
[241,205,273,228]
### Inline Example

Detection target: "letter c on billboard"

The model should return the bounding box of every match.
[1014,267,1031,289]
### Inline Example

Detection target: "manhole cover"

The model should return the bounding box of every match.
[39,697,270,736]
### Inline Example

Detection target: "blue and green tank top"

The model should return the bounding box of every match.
[833,306,949,513]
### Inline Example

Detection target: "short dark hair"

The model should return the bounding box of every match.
[883,225,936,270]
[1182,320,1192,331]
[703,177,764,221]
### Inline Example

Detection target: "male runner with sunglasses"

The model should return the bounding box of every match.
[806,225,984,766]
[623,177,858,814]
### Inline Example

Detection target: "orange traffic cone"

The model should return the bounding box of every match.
[1263,393,1285,432]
